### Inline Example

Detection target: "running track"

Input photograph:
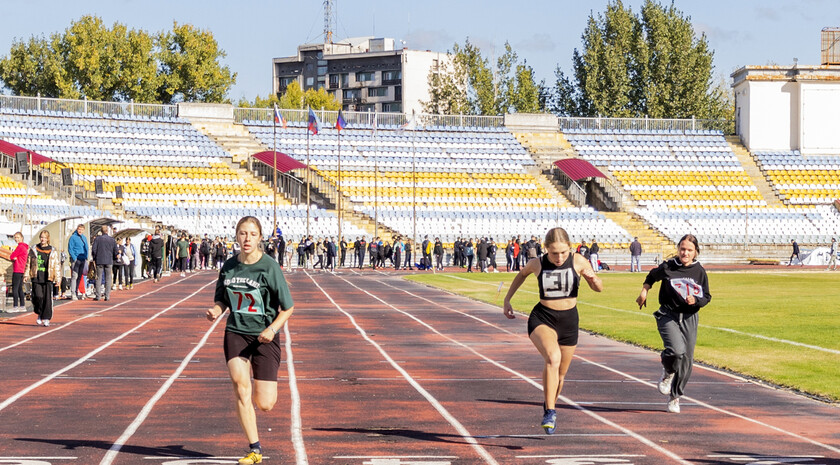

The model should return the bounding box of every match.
[0,270,838,465]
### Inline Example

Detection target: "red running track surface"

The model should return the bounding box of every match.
[0,268,838,465]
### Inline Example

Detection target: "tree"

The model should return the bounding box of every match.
[422,39,543,115]
[0,16,236,103]
[237,93,281,108]
[0,34,71,98]
[302,86,341,111]
[156,22,236,103]
[552,0,731,121]
[278,81,305,109]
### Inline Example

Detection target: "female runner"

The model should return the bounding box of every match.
[206,216,295,464]
[636,234,710,413]
[503,227,602,434]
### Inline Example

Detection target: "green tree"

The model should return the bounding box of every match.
[303,86,341,111]
[423,39,543,115]
[553,0,731,121]
[156,22,236,103]
[0,34,71,98]
[237,93,281,108]
[278,81,305,109]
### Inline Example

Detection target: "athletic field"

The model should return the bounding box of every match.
[407,269,840,402]
[1,268,838,464]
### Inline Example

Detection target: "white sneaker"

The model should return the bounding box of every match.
[180,272,186,277]
[43,320,50,327]
[118,284,123,290]
[667,396,680,413]
[36,318,42,325]
[658,369,675,396]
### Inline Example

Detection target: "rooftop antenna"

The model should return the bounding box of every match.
[324,0,336,44]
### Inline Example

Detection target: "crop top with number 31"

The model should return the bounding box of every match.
[537,253,580,300]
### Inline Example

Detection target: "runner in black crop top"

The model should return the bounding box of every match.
[537,252,580,300]
[503,228,603,435]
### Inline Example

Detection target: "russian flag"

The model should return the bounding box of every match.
[308,107,321,135]
[274,104,286,129]
[335,110,347,132]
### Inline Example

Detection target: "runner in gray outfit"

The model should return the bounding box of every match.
[636,234,711,413]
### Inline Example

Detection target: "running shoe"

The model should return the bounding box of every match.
[658,368,675,396]
[541,409,557,434]
[667,396,680,413]
[238,450,262,464]
[43,320,50,327]
[36,318,42,325]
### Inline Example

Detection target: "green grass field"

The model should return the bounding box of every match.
[406,270,840,402]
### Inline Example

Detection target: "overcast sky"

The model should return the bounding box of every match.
[1,0,838,102]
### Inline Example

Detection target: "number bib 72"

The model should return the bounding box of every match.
[228,288,266,315]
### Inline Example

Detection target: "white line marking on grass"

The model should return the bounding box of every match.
[439,274,840,354]
[0,276,197,353]
[284,323,309,465]
[0,281,214,414]
[100,283,220,465]
[304,271,500,465]
[404,277,840,454]
[336,275,691,465]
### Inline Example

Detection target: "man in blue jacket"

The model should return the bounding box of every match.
[91,225,116,301]
[68,223,89,300]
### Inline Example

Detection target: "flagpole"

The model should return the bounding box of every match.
[337,117,342,245]
[373,112,378,239]
[306,111,311,238]
[412,113,417,267]
[273,110,278,238]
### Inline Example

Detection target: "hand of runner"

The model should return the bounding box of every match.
[206,306,222,322]
[258,326,276,343]
[503,301,516,319]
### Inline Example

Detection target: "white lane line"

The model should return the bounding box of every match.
[0,276,194,353]
[439,274,840,355]
[385,278,840,455]
[100,283,221,465]
[0,281,214,413]
[304,271,499,465]
[337,274,691,465]
[577,354,840,455]
[284,323,309,465]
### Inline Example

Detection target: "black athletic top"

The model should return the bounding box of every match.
[537,253,579,301]
[643,258,711,314]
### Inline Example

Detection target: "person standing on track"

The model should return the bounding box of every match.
[503,227,602,434]
[7,232,30,312]
[149,228,165,282]
[635,234,711,414]
[29,230,62,326]
[206,216,295,465]
[68,224,88,301]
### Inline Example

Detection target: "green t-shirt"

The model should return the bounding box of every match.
[177,239,189,258]
[214,253,294,335]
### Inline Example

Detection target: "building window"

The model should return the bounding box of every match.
[278,76,296,92]
[382,70,401,84]
[382,102,402,112]
[343,89,361,102]
[356,71,375,82]
[368,87,388,98]
[329,74,340,89]
[306,77,315,87]
[357,104,376,112]
[341,73,349,87]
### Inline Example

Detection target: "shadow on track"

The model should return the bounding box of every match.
[14,438,211,458]
[312,427,531,450]
[478,398,662,413]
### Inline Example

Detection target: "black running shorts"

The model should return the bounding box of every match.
[223,330,282,381]
[527,303,579,346]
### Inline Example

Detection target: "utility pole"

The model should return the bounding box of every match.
[324,0,336,43]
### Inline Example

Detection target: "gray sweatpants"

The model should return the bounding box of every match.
[655,308,698,398]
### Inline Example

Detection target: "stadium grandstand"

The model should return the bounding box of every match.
[2,84,840,264]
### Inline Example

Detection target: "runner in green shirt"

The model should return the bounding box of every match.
[206,216,295,465]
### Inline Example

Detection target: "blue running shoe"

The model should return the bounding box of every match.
[541,409,557,434]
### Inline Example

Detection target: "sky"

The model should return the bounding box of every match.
[1,0,838,103]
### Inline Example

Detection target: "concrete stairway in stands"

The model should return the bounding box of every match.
[726,135,783,207]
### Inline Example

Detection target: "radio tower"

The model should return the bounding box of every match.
[324,0,336,44]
